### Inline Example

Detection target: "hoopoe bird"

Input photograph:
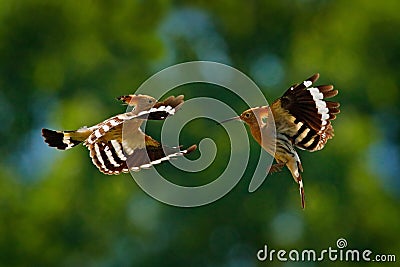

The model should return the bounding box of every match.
[42,94,197,175]
[221,74,340,208]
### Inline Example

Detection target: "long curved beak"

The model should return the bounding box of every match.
[218,116,241,125]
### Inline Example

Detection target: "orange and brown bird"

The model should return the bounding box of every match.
[221,74,340,208]
[42,94,196,175]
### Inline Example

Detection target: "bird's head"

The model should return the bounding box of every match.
[241,107,270,127]
[220,106,270,127]
[117,94,157,110]
[239,109,258,125]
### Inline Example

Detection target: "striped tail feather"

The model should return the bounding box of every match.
[280,73,340,152]
[42,128,92,150]
[299,178,305,209]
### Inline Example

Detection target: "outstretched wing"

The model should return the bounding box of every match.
[126,143,197,172]
[84,105,177,146]
[88,140,129,174]
[87,134,197,175]
[148,95,184,120]
[84,107,196,174]
[272,73,340,152]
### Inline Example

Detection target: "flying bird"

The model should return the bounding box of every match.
[42,94,197,175]
[221,74,340,208]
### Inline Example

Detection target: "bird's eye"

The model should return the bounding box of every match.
[148,100,153,103]
[245,113,250,118]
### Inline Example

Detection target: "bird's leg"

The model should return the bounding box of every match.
[268,162,286,174]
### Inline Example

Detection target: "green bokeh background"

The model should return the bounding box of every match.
[1,1,399,266]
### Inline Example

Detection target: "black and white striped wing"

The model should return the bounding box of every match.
[144,95,184,120]
[85,106,177,146]
[88,140,129,175]
[87,138,197,175]
[280,73,340,152]
[84,109,196,175]
[134,105,179,120]
[126,144,197,172]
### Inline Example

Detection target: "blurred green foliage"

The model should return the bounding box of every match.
[1,1,399,266]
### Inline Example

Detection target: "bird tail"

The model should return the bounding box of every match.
[298,177,305,209]
[42,127,91,150]
[285,155,306,209]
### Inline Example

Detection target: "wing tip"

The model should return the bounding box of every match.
[185,144,197,154]
[309,73,320,84]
